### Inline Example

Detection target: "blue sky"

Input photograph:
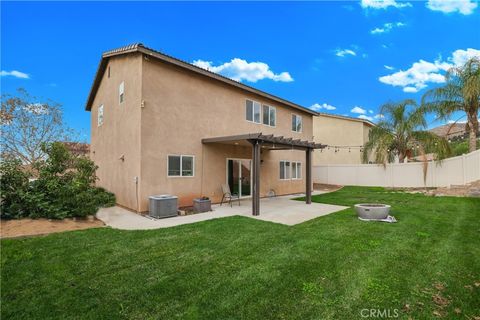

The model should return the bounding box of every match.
[1,1,479,141]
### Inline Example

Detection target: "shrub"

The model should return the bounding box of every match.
[0,142,115,219]
[0,159,30,219]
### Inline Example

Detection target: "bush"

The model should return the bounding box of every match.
[450,139,480,156]
[0,142,115,219]
[0,159,30,219]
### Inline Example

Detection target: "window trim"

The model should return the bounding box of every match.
[279,160,292,180]
[167,154,195,178]
[262,104,276,127]
[280,160,302,180]
[97,104,104,127]
[119,81,125,104]
[291,113,303,133]
[292,161,302,180]
[245,99,261,124]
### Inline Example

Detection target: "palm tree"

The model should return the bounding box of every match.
[422,57,480,152]
[363,99,451,165]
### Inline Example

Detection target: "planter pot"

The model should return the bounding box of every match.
[354,204,391,220]
[193,199,211,213]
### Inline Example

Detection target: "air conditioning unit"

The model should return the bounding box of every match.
[149,195,178,219]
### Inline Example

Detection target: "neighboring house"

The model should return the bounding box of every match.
[61,142,90,157]
[86,44,323,213]
[312,113,373,165]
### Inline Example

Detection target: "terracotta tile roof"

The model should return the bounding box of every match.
[61,142,90,157]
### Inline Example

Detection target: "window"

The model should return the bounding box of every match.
[97,104,104,126]
[246,99,261,123]
[280,161,291,180]
[119,81,125,104]
[262,105,276,127]
[168,155,194,177]
[280,161,301,180]
[181,156,194,176]
[292,162,302,179]
[108,66,110,78]
[292,114,302,132]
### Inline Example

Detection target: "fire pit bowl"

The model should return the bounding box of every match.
[354,204,391,220]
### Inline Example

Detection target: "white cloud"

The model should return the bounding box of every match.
[450,48,480,66]
[379,48,480,93]
[359,113,384,122]
[192,58,293,83]
[310,103,337,111]
[358,114,374,121]
[426,0,477,15]
[335,49,357,57]
[384,65,395,70]
[361,0,412,9]
[370,22,406,34]
[351,106,367,114]
[369,110,374,114]
[446,119,468,124]
[0,70,30,79]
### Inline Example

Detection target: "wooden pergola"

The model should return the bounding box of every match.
[202,133,326,216]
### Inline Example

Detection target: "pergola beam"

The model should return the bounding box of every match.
[203,133,325,215]
[306,148,312,204]
[249,139,261,216]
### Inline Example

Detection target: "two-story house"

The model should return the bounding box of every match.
[86,44,324,214]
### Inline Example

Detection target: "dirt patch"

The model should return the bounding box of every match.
[391,180,480,197]
[0,217,104,239]
[313,183,343,192]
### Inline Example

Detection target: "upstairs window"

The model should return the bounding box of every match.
[292,114,302,132]
[97,104,104,127]
[119,81,125,104]
[262,105,276,127]
[168,155,194,177]
[246,99,261,123]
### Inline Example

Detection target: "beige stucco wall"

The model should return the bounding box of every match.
[90,53,143,211]
[138,57,313,211]
[313,115,371,165]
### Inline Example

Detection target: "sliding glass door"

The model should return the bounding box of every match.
[227,159,252,198]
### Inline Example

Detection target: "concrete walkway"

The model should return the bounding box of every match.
[96,192,348,230]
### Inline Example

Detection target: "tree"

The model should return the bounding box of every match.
[363,99,451,165]
[1,88,74,167]
[0,142,115,219]
[422,57,480,152]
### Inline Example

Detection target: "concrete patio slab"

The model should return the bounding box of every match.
[96,192,348,230]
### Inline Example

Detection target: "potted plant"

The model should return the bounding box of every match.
[193,196,211,213]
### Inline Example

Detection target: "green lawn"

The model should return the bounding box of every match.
[2,187,479,319]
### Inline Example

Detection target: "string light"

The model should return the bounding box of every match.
[318,144,369,154]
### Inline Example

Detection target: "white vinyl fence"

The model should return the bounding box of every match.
[313,150,480,188]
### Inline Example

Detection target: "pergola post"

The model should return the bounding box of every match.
[306,148,312,204]
[251,140,261,216]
